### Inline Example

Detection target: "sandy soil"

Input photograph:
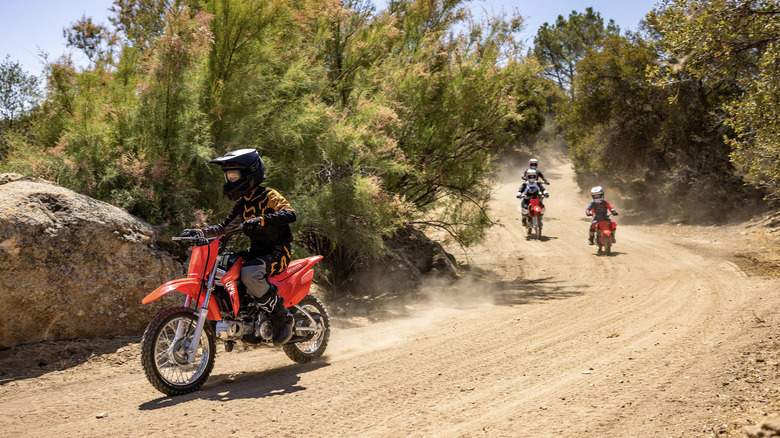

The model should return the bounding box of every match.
[2,156,779,437]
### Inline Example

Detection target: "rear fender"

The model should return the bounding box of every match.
[141,278,222,320]
[269,255,323,307]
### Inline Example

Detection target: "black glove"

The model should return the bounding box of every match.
[612,211,619,216]
[243,217,264,232]
[181,228,203,238]
[586,213,593,217]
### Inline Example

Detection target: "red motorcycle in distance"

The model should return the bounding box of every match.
[589,212,617,256]
[140,232,330,396]
[524,193,549,240]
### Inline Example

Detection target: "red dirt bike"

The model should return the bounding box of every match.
[140,232,330,396]
[589,212,617,256]
[524,193,549,240]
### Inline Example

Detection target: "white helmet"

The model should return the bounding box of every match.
[590,186,604,202]
[526,169,539,185]
[529,158,538,169]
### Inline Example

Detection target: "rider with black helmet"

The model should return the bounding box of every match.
[182,149,296,346]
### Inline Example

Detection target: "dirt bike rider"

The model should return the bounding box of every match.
[516,169,549,226]
[522,158,550,185]
[181,149,296,346]
[586,186,619,245]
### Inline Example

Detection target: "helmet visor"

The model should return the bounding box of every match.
[527,174,537,180]
[224,169,242,183]
[529,163,537,168]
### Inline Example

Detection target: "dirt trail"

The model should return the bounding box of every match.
[2,156,779,437]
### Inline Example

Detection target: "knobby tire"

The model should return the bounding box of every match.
[140,307,216,396]
[283,295,330,363]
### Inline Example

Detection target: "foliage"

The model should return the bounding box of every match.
[560,32,761,221]
[647,0,780,203]
[63,15,119,66]
[0,56,40,137]
[0,0,549,289]
[532,7,619,93]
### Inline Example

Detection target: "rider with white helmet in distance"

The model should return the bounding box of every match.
[516,169,549,226]
[585,186,619,245]
[522,158,550,185]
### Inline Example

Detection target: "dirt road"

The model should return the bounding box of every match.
[2,157,779,437]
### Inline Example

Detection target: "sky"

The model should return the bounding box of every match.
[1,0,660,79]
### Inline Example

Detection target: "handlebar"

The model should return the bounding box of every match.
[173,226,245,242]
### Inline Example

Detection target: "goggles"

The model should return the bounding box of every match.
[527,174,537,180]
[223,169,242,183]
[529,163,538,168]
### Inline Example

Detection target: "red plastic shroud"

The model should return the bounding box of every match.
[142,235,323,321]
[597,220,613,244]
[528,197,543,216]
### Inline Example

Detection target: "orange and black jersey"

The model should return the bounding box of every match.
[202,186,296,250]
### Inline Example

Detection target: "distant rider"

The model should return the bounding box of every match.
[585,186,619,245]
[181,149,296,346]
[522,158,550,185]
[516,169,549,226]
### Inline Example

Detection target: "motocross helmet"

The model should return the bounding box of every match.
[590,186,605,202]
[529,158,538,169]
[208,149,266,201]
[526,169,539,181]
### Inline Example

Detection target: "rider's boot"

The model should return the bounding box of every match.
[258,285,294,346]
[522,215,527,226]
[270,295,294,346]
[611,230,616,244]
[588,232,595,245]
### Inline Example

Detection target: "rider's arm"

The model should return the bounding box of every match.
[199,199,243,238]
[256,189,297,227]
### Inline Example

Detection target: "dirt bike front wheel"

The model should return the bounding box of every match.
[141,307,216,396]
[535,216,543,240]
[604,233,612,256]
[283,296,330,363]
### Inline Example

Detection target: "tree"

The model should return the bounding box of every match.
[532,7,619,94]
[0,56,40,125]
[560,32,759,221]
[1,0,551,291]
[63,15,118,66]
[648,0,780,203]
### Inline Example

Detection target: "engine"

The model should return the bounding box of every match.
[215,313,274,342]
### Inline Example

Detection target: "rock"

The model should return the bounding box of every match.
[348,227,459,295]
[0,174,185,349]
[746,413,780,437]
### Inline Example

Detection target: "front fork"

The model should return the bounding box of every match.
[179,260,220,360]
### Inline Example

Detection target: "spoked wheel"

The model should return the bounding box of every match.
[283,296,330,363]
[141,307,215,396]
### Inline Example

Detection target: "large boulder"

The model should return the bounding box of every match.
[348,227,459,295]
[0,174,185,349]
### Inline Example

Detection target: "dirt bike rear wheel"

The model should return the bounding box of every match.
[141,307,216,396]
[283,296,330,363]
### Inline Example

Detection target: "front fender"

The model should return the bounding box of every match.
[142,278,221,320]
